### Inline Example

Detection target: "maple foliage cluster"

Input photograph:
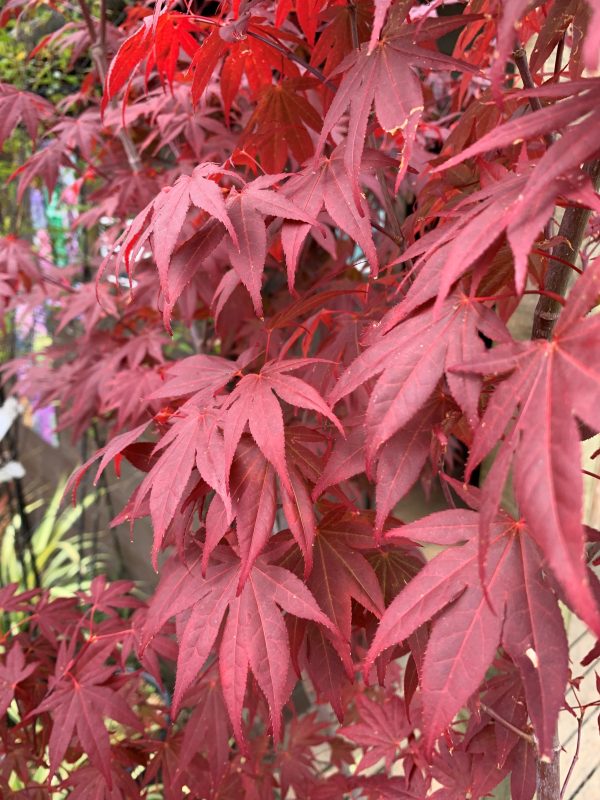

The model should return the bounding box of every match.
[2,0,600,797]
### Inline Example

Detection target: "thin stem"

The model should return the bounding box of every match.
[349,2,360,50]
[371,219,403,247]
[474,288,566,305]
[247,30,337,92]
[582,469,600,481]
[531,248,582,275]
[553,33,566,81]
[77,432,89,587]
[561,716,583,799]
[77,0,97,42]
[91,423,125,578]
[40,272,78,294]
[479,701,535,746]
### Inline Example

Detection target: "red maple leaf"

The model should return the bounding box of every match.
[0,236,41,288]
[239,77,322,173]
[338,693,411,773]
[0,643,38,717]
[329,293,505,470]
[141,542,336,745]
[281,144,384,287]
[33,643,142,785]
[103,11,200,109]
[450,258,600,636]
[0,81,53,146]
[364,507,572,757]
[316,14,476,193]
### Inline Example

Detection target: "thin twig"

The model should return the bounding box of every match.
[76,0,97,42]
[582,469,600,481]
[77,431,89,587]
[479,701,535,745]
[560,716,583,799]
[553,32,566,81]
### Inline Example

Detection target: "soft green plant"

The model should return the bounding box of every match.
[0,479,107,593]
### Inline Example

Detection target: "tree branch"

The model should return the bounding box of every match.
[512,47,554,147]
[77,0,142,173]
[531,159,600,340]
[537,734,561,800]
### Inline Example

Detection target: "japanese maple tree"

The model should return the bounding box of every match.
[1,0,600,798]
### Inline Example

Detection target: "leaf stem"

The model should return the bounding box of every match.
[246,30,338,93]
[479,701,535,745]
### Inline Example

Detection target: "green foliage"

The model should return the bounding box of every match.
[0,16,80,100]
[1,480,107,593]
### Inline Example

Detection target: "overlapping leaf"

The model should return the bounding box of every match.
[364,508,571,756]
[329,294,504,470]
[435,79,600,291]
[34,645,142,785]
[338,694,410,773]
[141,544,335,745]
[286,506,385,668]
[239,77,322,173]
[103,11,200,108]
[102,163,234,307]
[107,170,319,321]
[451,259,600,637]
[222,358,343,495]
[223,176,319,316]
[0,643,37,717]
[316,14,476,192]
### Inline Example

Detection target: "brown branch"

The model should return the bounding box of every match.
[512,46,554,148]
[99,0,107,53]
[531,159,600,340]
[537,734,561,800]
